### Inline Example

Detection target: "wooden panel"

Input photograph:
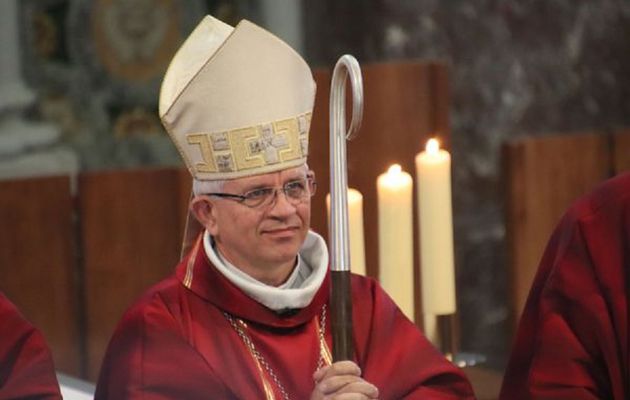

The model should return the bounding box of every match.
[0,176,80,375]
[309,61,450,325]
[503,132,612,331]
[614,129,630,172]
[80,167,190,380]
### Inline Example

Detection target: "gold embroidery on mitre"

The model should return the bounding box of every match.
[211,131,230,151]
[298,113,310,157]
[231,126,267,171]
[184,113,311,176]
[273,118,300,162]
[187,134,217,173]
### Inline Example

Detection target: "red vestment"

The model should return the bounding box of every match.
[500,172,630,399]
[95,240,474,399]
[0,292,61,399]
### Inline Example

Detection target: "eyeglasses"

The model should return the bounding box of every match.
[206,175,317,209]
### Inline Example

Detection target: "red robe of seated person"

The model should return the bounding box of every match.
[500,172,630,399]
[0,292,61,399]
[95,239,475,399]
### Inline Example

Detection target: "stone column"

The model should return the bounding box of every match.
[0,0,79,184]
[0,0,35,111]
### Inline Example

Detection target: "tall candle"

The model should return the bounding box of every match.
[377,164,414,320]
[415,138,456,315]
[326,189,366,275]
[423,314,438,345]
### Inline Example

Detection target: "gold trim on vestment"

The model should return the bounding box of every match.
[250,350,277,400]
[314,317,333,367]
[233,319,276,400]
[228,307,328,399]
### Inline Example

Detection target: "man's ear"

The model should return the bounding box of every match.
[190,196,219,235]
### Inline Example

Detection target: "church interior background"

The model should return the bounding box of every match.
[1,0,630,398]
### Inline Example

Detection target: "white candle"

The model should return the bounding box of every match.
[423,314,438,345]
[326,189,366,275]
[415,138,456,315]
[377,164,414,320]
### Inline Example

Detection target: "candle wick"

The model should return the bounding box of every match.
[426,138,440,154]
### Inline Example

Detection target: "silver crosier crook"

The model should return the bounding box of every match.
[328,54,363,361]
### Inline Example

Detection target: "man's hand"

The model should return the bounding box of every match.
[310,361,379,400]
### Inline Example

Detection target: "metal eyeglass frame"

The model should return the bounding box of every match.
[205,174,317,209]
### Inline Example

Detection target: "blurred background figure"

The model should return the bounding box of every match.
[501,172,630,399]
[0,291,61,399]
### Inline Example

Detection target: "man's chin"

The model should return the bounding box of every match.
[260,230,306,261]
[263,246,301,264]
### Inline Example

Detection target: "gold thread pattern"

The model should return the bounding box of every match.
[273,118,300,162]
[245,320,277,400]
[224,305,328,400]
[187,134,216,173]
[185,112,311,177]
[315,317,333,367]
[231,126,265,171]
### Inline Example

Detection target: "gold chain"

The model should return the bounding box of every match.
[224,305,328,400]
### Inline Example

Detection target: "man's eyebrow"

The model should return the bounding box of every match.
[236,173,307,191]
[283,175,308,184]
[242,182,272,191]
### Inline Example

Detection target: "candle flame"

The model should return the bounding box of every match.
[426,138,440,155]
[388,164,402,175]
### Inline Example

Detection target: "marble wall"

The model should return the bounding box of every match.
[304,0,630,368]
[3,0,262,178]
[3,0,630,370]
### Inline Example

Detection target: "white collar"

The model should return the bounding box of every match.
[203,230,329,311]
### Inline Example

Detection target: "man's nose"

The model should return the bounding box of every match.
[267,189,297,216]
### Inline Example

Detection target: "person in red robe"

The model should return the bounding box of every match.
[0,291,61,399]
[95,230,474,399]
[95,14,475,399]
[500,172,630,399]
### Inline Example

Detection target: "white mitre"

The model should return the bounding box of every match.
[159,15,316,181]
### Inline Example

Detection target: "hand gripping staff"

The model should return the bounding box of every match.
[329,55,363,361]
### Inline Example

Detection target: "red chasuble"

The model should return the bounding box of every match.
[0,292,61,399]
[95,239,474,399]
[500,172,630,399]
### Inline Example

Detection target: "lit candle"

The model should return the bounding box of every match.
[415,138,456,316]
[326,189,366,275]
[423,314,438,346]
[377,164,414,320]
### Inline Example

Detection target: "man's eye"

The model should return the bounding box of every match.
[285,180,306,191]
[245,188,272,199]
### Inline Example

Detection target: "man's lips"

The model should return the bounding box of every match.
[261,226,300,237]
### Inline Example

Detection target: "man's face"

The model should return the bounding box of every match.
[200,166,312,279]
